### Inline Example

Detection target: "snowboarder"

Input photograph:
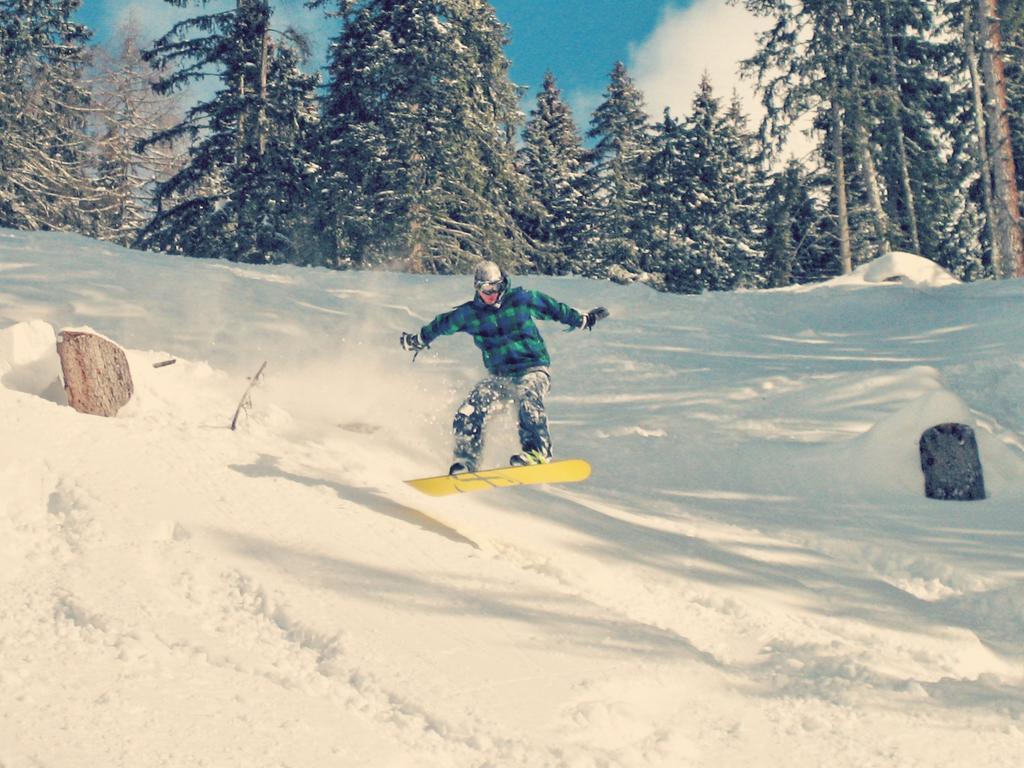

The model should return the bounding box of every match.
[400,260,608,475]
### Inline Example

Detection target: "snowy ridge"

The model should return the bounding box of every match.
[1,229,1022,767]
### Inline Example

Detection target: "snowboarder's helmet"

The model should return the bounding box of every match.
[473,260,508,306]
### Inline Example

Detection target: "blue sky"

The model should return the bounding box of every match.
[73,0,767,133]
[493,1,683,113]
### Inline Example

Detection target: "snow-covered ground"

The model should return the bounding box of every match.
[1,229,1022,767]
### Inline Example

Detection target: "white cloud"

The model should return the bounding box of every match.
[631,0,767,124]
[630,0,815,161]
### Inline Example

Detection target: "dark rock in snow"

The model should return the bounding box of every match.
[919,423,986,501]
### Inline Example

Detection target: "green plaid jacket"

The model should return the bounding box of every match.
[419,287,584,376]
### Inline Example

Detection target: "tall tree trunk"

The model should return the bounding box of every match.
[979,0,1024,278]
[832,98,853,274]
[965,1,999,272]
[881,0,921,255]
[258,32,270,157]
[831,1,854,273]
[857,122,892,256]
[237,0,247,149]
[893,135,920,255]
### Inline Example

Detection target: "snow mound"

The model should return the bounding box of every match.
[0,319,55,371]
[843,386,976,497]
[0,319,65,402]
[811,367,1024,500]
[805,251,960,290]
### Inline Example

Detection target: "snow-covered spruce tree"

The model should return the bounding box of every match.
[86,16,186,246]
[663,75,762,293]
[761,159,836,286]
[0,0,94,231]
[942,186,988,280]
[582,61,652,278]
[138,1,320,264]
[239,40,322,265]
[516,71,587,275]
[316,0,527,273]
[722,92,768,287]
[641,109,691,281]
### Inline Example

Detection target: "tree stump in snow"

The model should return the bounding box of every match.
[919,423,986,501]
[57,330,134,417]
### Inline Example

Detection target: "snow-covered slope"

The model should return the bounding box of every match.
[1,229,1022,767]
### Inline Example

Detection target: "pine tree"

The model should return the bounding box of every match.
[86,15,185,246]
[761,160,835,286]
[681,76,729,291]
[583,61,652,277]
[517,72,586,275]
[761,163,799,287]
[317,0,527,273]
[138,1,319,264]
[942,186,988,279]
[664,75,760,293]
[722,92,767,288]
[641,109,689,280]
[232,38,321,265]
[0,0,94,231]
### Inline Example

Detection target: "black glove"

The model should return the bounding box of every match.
[400,332,427,351]
[582,307,609,330]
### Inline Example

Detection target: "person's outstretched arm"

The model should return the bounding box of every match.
[400,305,472,353]
[526,291,609,331]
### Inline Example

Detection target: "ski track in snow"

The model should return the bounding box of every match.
[1,231,1023,767]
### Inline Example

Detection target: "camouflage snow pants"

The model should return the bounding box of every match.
[452,368,551,471]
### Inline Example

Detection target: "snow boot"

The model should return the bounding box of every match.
[509,450,550,467]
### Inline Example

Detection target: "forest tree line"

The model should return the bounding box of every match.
[2,0,1023,291]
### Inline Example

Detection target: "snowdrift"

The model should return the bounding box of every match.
[793,250,962,290]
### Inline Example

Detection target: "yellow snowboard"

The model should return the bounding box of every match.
[406,459,591,497]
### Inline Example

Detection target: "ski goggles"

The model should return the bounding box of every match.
[477,282,502,296]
